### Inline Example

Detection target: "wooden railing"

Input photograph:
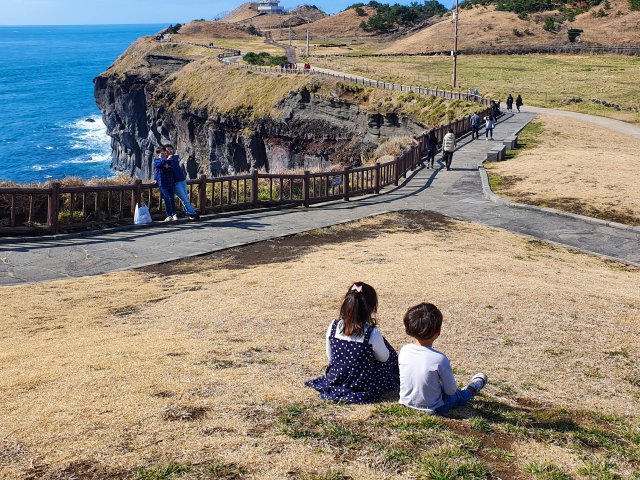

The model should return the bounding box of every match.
[0,105,492,237]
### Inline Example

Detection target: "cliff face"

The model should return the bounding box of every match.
[94,68,425,179]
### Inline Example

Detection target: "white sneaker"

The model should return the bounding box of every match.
[467,373,488,395]
[171,215,178,221]
[164,217,172,222]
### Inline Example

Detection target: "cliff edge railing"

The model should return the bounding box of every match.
[0,46,494,237]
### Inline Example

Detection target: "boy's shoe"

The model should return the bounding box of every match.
[467,373,488,395]
[163,216,172,222]
[171,214,178,221]
[192,213,201,220]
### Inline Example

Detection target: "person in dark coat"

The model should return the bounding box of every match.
[506,94,514,113]
[516,95,523,112]
[426,130,438,168]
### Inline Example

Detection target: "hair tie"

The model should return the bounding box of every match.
[350,284,363,293]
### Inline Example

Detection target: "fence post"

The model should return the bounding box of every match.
[374,162,380,194]
[343,166,350,202]
[49,181,60,235]
[303,170,310,207]
[251,169,259,207]
[393,158,399,186]
[198,174,207,214]
[402,154,407,179]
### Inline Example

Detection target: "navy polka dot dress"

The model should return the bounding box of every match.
[305,319,399,403]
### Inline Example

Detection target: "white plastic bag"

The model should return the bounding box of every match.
[134,203,152,225]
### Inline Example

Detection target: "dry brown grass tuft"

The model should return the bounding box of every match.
[1,212,639,478]
[486,113,640,226]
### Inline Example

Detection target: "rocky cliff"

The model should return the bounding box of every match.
[94,35,473,180]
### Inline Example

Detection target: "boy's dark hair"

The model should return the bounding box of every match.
[448,128,454,134]
[164,144,174,149]
[156,146,165,154]
[339,282,378,337]
[403,303,443,340]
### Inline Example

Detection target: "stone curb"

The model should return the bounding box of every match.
[477,163,640,235]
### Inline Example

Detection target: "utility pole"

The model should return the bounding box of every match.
[306,20,310,57]
[452,0,459,88]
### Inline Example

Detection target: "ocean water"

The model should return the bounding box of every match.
[0,24,167,183]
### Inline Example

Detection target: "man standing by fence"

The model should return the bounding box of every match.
[442,129,456,171]
[166,145,200,220]
[471,112,481,140]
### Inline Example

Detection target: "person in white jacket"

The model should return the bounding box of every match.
[442,129,456,171]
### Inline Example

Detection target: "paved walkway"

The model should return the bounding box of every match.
[2,111,639,286]
[522,105,640,140]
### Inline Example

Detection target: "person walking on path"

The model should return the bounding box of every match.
[165,145,200,220]
[516,94,523,113]
[153,147,177,222]
[425,130,438,169]
[484,113,495,140]
[471,112,481,140]
[442,128,456,171]
[506,94,514,113]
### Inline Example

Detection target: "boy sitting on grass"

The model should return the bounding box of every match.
[399,303,487,414]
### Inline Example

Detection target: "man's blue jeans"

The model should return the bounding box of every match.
[159,185,176,217]
[434,389,473,415]
[174,180,197,216]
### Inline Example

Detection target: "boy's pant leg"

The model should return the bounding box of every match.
[174,180,196,216]
[159,186,176,217]
[434,389,473,415]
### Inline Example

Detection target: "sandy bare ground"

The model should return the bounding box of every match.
[486,113,640,226]
[1,213,639,479]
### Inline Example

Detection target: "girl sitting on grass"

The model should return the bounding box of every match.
[306,282,399,403]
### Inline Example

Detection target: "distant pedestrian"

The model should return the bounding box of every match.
[470,112,481,140]
[516,94,523,112]
[474,88,478,96]
[425,130,438,169]
[442,128,456,171]
[165,145,200,220]
[153,147,177,222]
[484,113,495,140]
[506,94,514,113]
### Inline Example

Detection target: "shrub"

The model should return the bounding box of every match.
[567,28,583,41]
[604,0,611,9]
[596,7,607,15]
[513,28,521,36]
[354,6,367,15]
[524,28,531,34]
[359,20,369,29]
[543,16,555,30]
[631,0,640,10]
[518,11,528,18]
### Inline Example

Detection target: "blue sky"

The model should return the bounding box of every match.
[1,0,455,25]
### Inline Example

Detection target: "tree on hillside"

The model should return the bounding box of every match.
[349,1,447,32]
[629,0,640,9]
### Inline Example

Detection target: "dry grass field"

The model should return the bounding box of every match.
[485,114,640,226]
[1,212,639,479]
[309,54,640,124]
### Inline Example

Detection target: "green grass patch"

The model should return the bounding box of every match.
[135,461,190,480]
[524,460,571,480]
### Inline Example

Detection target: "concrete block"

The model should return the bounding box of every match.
[487,145,506,162]
[503,136,517,151]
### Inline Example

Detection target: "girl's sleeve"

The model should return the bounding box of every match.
[440,358,458,396]
[325,323,333,362]
[370,328,390,363]
[153,159,159,182]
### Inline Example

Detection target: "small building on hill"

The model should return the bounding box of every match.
[258,0,285,14]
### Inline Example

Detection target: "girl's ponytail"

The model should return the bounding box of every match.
[339,282,378,336]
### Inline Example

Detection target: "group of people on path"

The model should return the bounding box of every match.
[425,95,523,171]
[306,282,488,414]
[153,145,201,222]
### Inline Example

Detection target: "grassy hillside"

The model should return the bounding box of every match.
[386,0,640,52]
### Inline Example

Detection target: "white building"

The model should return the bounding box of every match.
[257,0,285,14]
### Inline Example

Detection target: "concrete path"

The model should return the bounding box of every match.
[522,105,640,140]
[2,111,639,286]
